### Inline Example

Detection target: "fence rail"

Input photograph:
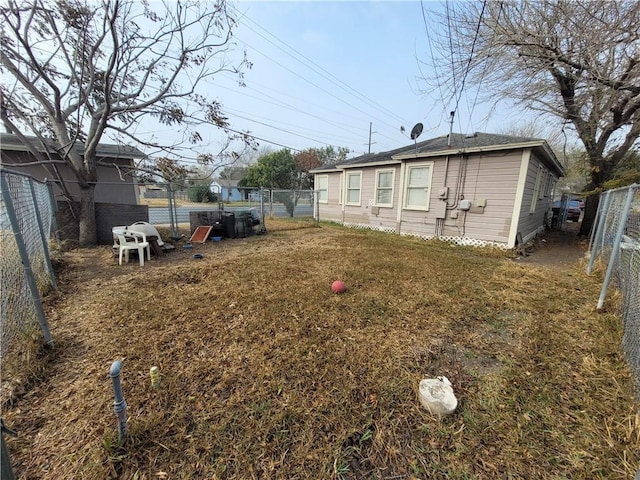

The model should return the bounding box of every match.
[587,183,640,396]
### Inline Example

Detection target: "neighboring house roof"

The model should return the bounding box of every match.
[216,178,240,189]
[0,133,146,159]
[312,132,564,177]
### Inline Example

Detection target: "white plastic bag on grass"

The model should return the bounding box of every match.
[418,376,458,416]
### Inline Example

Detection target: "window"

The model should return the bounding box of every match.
[374,169,395,206]
[316,175,328,203]
[544,172,554,198]
[345,171,361,205]
[403,163,433,210]
[530,164,543,213]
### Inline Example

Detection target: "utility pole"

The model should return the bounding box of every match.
[367,122,377,154]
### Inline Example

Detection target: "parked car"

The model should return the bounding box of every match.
[552,200,582,222]
[566,200,582,221]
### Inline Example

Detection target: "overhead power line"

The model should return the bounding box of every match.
[235,10,412,128]
[215,76,368,138]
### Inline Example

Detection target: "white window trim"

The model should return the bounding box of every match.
[316,174,328,204]
[530,163,543,213]
[402,162,434,211]
[373,168,395,207]
[544,172,554,198]
[345,171,362,206]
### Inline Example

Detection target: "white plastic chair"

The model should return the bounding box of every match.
[112,226,127,250]
[116,231,150,266]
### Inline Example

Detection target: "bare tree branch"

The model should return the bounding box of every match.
[1,0,251,245]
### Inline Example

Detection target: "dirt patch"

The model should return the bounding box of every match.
[514,221,589,267]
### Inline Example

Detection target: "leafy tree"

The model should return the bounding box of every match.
[0,0,252,245]
[238,149,297,190]
[183,165,217,203]
[420,0,640,235]
[294,146,350,190]
[239,146,349,215]
[238,149,299,216]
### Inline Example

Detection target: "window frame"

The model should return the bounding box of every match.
[530,163,543,213]
[316,174,328,204]
[402,162,434,211]
[345,171,362,206]
[373,168,395,207]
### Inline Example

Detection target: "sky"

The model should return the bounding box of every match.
[180,0,525,162]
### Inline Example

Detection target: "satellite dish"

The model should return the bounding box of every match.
[410,123,423,140]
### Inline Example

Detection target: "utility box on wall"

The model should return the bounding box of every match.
[459,199,472,211]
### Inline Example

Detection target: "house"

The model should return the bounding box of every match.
[311,132,564,249]
[1,133,148,243]
[213,178,244,202]
[0,133,145,204]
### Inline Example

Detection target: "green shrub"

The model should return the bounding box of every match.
[187,185,217,203]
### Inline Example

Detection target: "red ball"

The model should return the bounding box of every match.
[331,280,346,294]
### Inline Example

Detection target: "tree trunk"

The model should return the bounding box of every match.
[78,185,97,246]
[579,193,600,237]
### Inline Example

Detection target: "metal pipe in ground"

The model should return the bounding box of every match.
[109,360,128,442]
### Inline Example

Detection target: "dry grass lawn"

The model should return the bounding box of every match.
[2,219,639,479]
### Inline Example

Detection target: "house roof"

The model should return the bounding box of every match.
[0,133,146,159]
[311,132,564,177]
[215,178,240,189]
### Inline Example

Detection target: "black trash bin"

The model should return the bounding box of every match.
[222,212,236,238]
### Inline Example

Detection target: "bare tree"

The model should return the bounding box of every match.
[1,0,253,245]
[420,0,640,235]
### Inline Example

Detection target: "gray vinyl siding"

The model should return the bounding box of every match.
[399,152,521,243]
[445,152,520,243]
[315,147,558,248]
[516,153,553,242]
[2,151,138,204]
[317,172,343,222]
[363,167,401,231]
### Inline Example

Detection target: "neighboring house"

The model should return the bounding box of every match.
[311,132,564,249]
[213,178,244,202]
[1,133,148,244]
[0,132,145,205]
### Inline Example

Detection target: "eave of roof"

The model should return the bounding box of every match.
[311,132,564,177]
[0,133,147,159]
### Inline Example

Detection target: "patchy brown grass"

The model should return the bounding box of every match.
[2,220,638,479]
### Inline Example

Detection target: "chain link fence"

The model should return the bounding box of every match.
[1,170,56,385]
[587,183,640,396]
[262,189,316,220]
[141,186,316,227]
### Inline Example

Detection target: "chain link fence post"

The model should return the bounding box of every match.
[596,186,635,309]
